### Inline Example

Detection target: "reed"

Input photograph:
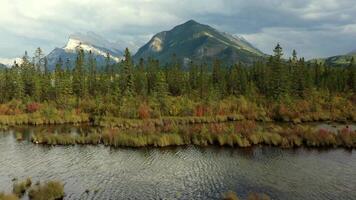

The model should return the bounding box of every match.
[29,122,356,149]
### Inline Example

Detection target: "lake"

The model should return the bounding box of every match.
[0,124,355,200]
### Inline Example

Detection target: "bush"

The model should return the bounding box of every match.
[12,178,32,197]
[28,181,64,200]
[138,103,151,119]
[223,191,240,200]
[26,102,42,113]
[0,193,19,200]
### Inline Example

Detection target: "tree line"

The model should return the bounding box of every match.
[0,44,355,108]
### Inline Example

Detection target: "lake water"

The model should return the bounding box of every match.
[0,125,355,200]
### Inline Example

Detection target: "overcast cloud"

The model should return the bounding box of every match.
[0,0,355,60]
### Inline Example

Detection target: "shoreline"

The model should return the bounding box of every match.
[26,122,355,149]
[0,113,354,127]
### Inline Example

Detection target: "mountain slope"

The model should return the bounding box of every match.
[46,32,123,70]
[311,50,356,67]
[134,20,265,65]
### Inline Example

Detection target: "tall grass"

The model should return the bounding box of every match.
[29,122,356,149]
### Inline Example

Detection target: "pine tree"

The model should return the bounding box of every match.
[347,57,356,92]
[134,58,147,96]
[269,43,289,100]
[88,51,97,96]
[146,58,159,95]
[34,47,44,71]
[166,54,185,96]
[54,58,64,100]
[155,71,168,113]
[121,48,135,97]
[72,47,87,102]
[212,59,226,96]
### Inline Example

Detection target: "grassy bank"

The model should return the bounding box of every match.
[30,121,356,148]
[0,95,355,127]
[0,113,89,126]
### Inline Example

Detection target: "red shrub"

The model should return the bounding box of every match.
[162,121,175,133]
[138,103,150,119]
[209,123,226,134]
[235,121,257,136]
[189,124,203,134]
[0,105,10,115]
[317,128,330,140]
[26,102,41,113]
[195,105,205,117]
[75,108,81,115]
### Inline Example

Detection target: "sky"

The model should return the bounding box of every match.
[0,0,355,61]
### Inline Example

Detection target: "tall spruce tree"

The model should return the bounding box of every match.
[347,57,356,91]
[121,48,135,97]
[269,43,289,100]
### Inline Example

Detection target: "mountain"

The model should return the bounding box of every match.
[0,63,6,69]
[134,20,265,65]
[311,50,356,67]
[46,32,123,70]
[0,57,22,67]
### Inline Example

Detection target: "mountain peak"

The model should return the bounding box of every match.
[183,19,200,25]
[46,32,124,70]
[134,20,264,64]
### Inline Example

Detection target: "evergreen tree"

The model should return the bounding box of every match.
[88,51,97,96]
[134,58,147,96]
[121,48,135,97]
[269,43,289,100]
[146,58,159,95]
[166,54,185,96]
[347,57,356,91]
[72,47,87,102]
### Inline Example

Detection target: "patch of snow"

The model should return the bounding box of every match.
[150,37,163,52]
[0,57,23,67]
[64,38,122,62]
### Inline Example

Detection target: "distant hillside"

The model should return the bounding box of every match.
[134,20,265,65]
[310,50,356,67]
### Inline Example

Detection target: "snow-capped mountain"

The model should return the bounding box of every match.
[46,32,124,70]
[0,57,22,67]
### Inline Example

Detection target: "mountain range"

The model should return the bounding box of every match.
[134,20,265,65]
[1,20,354,69]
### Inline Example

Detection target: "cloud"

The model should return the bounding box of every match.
[242,24,356,59]
[0,0,355,59]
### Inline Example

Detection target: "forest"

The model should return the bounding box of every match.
[0,44,355,126]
